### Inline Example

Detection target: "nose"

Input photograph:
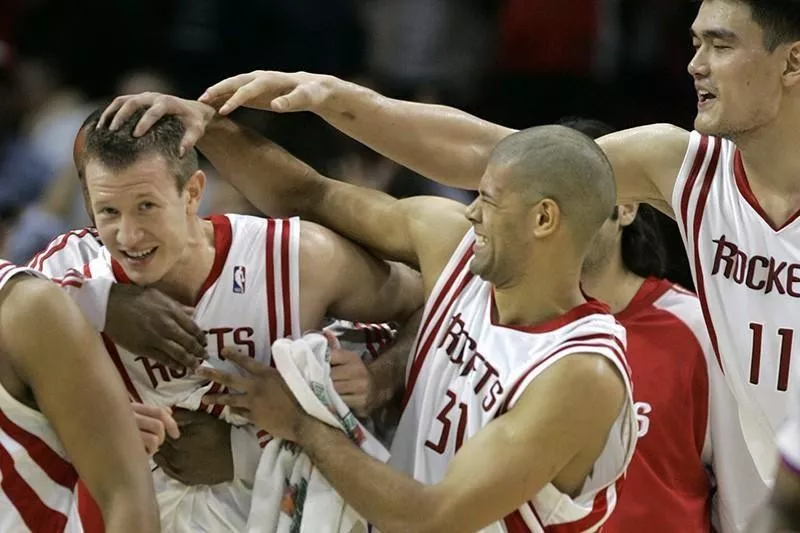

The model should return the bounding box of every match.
[465,198,481,224]
[687,48,709,79]
[116,215,144,248]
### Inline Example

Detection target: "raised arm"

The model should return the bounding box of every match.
[0,276,159,532]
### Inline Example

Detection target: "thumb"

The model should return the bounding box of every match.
[323,330,341,350]
[270,86,311,113]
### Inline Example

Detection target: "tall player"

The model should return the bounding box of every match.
[183,124,639,532]
[75,109,422,532]
[135,0,799,486]
[0,261,160,532]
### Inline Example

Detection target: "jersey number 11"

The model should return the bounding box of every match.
[749,322,793,391]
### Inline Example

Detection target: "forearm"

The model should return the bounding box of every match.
[198,117,325,218]
[100,493,160,533]
[368,308,422,410]
[296,416,442,533]
[316,77,514,190]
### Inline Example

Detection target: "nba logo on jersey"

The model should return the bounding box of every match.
[233,266,246,294]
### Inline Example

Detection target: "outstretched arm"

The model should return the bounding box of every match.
[0,276,159,533]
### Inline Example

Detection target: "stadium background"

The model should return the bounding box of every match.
[0,0,696,288]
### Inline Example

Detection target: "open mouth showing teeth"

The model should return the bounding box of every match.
[698,91,716,103]
[122,247,157,260]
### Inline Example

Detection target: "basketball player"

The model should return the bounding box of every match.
[72,108,422,532]
[124,0,798,488]
[162,122,639,532]
[0,261,160,532]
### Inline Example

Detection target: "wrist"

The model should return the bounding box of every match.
[318,76,372,118]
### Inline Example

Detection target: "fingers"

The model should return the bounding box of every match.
[108,97,148,132]
[132,104,169,137]
[200,73,255,107]
[142,433,162,456]
[331,379,365,395]
[220,348,269,375]
[201,391,250,410]
[329,347,359,366]
[150,341,199,371]
[324,330,342,350]
[195,365,250,392]
[97,96,127,129]
[159,406,181,440]
[217,79,261,115]
[134,411,167,446]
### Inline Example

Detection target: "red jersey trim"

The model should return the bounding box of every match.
[489,291,611,334]
[733,150,800,232]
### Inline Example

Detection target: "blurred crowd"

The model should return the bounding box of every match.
[0,0,696,286]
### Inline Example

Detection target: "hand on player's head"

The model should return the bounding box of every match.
[106,284,207,370]
[199,70,333,116]
[97,92,215,156]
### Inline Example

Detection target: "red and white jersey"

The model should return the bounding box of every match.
[83,214,301,425]
[672,131,800,483]
[389,230,636,533]
[601,278,767,533]
[27,227,110,332]
[0,262,88,532]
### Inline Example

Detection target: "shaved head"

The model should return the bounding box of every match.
[489,125,616,247]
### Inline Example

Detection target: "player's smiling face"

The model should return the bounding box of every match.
[689,0,789,138]
[85,154,200,286]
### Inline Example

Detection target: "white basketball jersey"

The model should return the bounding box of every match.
[0,262,88,532]
[389,231,636,532]
[672,131,800,483]
[83,214,301,423]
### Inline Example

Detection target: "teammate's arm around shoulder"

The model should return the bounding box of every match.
[598,123,691,216]
[298,189,469,299]
[0,276,159,532]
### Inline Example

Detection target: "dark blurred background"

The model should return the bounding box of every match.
[0,0,696,287]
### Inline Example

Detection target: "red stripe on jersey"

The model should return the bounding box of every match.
[0,263,17,285]
[691,140,724,372]
[543,478,622,532]
[0,409,77,489]
[210,385,227,418]
[102,334,143,403]
[356,323,380,360]
[195,215,233,305]
[203,382,223,414]
[403,256,475,407]
[0,442,70,531]
[77,479,105,532]
[679,135,709,238]
[29,229,91,270]
[280,219,293,339]
[265,219,278,348]
[500,336,627,414]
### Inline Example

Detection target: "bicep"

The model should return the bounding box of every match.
[1,280,152,506]
[427,354,627,532]
[598,124,690,217]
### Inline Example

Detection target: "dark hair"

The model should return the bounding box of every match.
[79,107,199,190]
[560,117,667,278]
[697,0,800,51]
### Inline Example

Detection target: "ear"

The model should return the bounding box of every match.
[617,203,639,228]
[183,170,206,216]
[531,198,561,238]
[783,41,800,87]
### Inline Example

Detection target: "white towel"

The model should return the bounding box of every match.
[246,333,390,533]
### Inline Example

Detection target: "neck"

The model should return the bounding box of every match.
[493,263,585,327]
[734,102,800,195]
[581,252,645,315]
[153,217,216,305]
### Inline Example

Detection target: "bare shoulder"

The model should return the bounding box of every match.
[0,275,75,354]
[598,123,691,210]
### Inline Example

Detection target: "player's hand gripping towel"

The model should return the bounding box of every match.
[246,333,389,533]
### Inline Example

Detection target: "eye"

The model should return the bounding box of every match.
[139,201,156,212]
[98,207,118,216]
